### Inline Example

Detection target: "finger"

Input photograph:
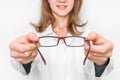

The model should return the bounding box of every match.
[85,32,105,44]
[21,58,34,64]
[15,58,26,62]
[91,42,113,53]
[85,45,112,58]
[85,41,111,54]
[92,52,112,58]
[90,52,106,57]
[15,51,37,64]
[10,42,37,53]
[9,32,40,52]
[88,54,107,62]
[87,54,108,66]
[15,51,38,64]
[10,49,36,58]
[17,32,39,43]
[15,57,33,64]
[10,50,24,58]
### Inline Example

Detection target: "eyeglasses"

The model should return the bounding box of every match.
[35,36,91,65]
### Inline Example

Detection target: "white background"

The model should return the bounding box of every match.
[0,0,120,80]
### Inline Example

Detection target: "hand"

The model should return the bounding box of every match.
[85,32,114,66]
[9,32,39,64]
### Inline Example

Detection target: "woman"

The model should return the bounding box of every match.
[9,0,114,80]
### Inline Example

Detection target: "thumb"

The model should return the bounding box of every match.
[26,32,39,43]
[18,32,39,43]
[85,32,105,44]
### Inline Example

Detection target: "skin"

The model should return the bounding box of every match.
[9,32,39,64]
[49,0,74,37]
[85,32,113,66]
[9,0,114,66]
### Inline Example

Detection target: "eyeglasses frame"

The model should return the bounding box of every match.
[35,36,91,65]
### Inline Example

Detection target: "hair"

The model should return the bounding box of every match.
[32,0,86,35]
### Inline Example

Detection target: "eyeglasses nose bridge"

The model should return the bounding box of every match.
[58,37,66,44]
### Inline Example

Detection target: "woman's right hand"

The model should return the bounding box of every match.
[9,32,39,64]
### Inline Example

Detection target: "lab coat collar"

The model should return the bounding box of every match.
[40,24,54,36]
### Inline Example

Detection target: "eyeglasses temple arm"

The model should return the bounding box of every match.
[35,44,46,65]
[83,40,91,65]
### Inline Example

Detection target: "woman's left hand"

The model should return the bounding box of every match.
[85,32,114,66]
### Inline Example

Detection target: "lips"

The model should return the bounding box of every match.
[56,5,67,10]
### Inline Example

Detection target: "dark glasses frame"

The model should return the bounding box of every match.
[35,36,91,65]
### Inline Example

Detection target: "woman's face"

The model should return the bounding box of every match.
[48,0,74,18]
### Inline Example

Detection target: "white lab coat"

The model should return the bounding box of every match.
[10,24,114,80]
